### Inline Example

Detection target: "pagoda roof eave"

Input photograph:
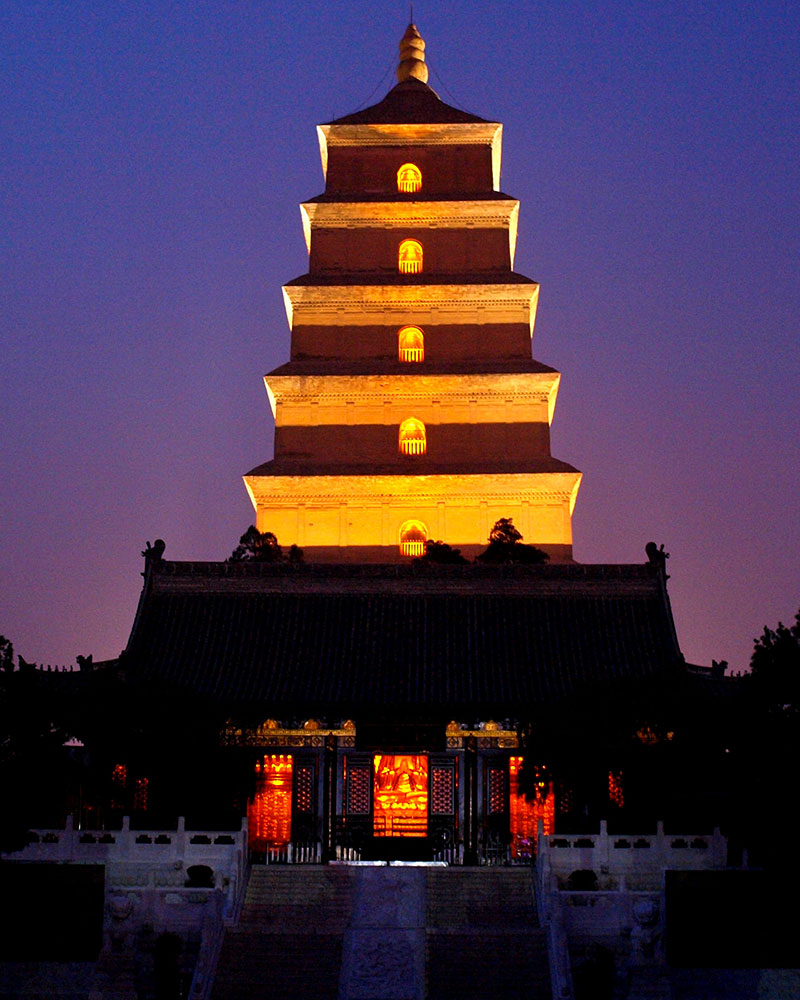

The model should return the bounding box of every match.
[283,282,539,335]
[283,273,536,288]
[243,462,582,481]
[281,281,541,335]
[264,359,560,378]
[304,191,517,205]
[322,79,492,127]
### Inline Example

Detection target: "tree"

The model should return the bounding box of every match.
[489,518,523,546]
[414,540,468,564]
[227,526,284,563]
[476,518,549,564]
[722,608,800,867]
[749,609,800,711]
[0,644,74,852]
[0,635,13,672]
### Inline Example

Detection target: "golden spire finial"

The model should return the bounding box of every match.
[397,23,428,84]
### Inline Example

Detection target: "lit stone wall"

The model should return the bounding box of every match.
[247,473,578,561]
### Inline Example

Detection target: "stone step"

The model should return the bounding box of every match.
[426,868,539,929]
[211,932,342,1000]
[239,866,356,928]
[427,929,551,1000]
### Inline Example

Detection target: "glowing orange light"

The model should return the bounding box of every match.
[397,163,422,193]
[373,754,428,837]
[248,754,293,849]
[398,325,424,362]
[111,763,127,811]
[509,756,554,859]
[399,417,426,456]
[608,770,624,808]
[133,777,149,812]
[398,239,423,274]
[399,519,428,557]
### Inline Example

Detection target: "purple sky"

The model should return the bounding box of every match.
[2,1,798,673]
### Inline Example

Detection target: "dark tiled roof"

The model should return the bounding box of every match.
[283,273,536,287]
[267,360,559,377]
[326,80,491,126]
[124,562,683,717]
[244,456,581,478]
[306,192,515,204]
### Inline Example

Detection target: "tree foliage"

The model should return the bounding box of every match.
[749,610,800,711]
[476,518,549,564]
[415,540,468,564]
[227,526,302,563]
[0,648,75,851]
[0,635,13,672]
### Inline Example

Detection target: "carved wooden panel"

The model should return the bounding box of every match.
[431,763,455,815]
[346,763,372,815]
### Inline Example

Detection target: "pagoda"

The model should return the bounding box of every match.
[120,26,684,864]
[244,25,581,562]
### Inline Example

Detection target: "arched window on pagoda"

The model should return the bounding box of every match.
[397,163,422,193]
[398,239,423,274]
[398,326,424,363]
[399,417,426,456]
[399,519,428,557]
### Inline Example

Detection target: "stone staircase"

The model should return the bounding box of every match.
[210,865,551,1000]
[426,869,551,1000]
[211,866,355,1000]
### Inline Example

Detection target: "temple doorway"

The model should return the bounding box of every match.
[373,754,429,837]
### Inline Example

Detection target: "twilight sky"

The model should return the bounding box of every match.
[2,1,798,673]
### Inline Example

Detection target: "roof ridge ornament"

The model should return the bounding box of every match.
[397,22,429,84]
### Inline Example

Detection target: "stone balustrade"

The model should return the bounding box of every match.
[536,821,730,995]
[538,820,726,891]
[14,815,245,869]
[3,815,250,997]
[6,815,248,925]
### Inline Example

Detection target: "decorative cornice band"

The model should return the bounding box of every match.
[282,283,540,334]
[244,472,582,506]
[265,374,558,403]
[300,200,519,263]
[301,200,518,229]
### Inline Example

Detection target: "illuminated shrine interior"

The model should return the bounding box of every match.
[509,755,554,859]
[248,754,293,849]
[373,754,429,837]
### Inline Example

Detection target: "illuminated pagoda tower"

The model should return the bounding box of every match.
[124,26,683,864]
[245,24,581,562]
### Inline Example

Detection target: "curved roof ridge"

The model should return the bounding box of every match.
[326,78,491,126]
